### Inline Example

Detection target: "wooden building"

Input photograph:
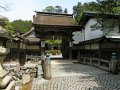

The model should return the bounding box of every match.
[5,28,41,64]
[76,12,120,60]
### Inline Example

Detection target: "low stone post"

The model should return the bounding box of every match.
[111,52,118,74]
[43,54,51,80]
[77,52,80,63]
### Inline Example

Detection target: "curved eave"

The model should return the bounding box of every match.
[33,24,82,32]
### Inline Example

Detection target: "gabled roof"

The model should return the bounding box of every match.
[79,11,120,26]
[21,27,40,44]
[12,27,40,45]
[33,11,77,26]
[12,34,30,44]
[21,27,34,37]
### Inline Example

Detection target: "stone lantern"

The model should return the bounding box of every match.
[0,16,15,90]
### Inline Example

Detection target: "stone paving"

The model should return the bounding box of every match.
[32,60,120,90]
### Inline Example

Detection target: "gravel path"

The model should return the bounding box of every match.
[32,60,120,90]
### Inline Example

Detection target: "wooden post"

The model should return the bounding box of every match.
[62,37,68,59]
[69,47,72,60]
[17,41,21,64]
[77,52,80,63]
[61,37,65,58]
[68,31,73,60]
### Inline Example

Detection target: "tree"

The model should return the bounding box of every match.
[0,16,13,35]
[55,6,63,13]
[73,2,84,22]
[4,22,14,35]
[94,0,120,14]
[12,20,32,33]
[42,6,55,13]
[0,6,8,11]
[64,8,68,14]
[73,2,100,22]
[0,0,9,11]
[42,6,67,14]
[83,2,98,12]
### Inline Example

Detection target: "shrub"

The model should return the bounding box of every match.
[56,50,61,55]
[45,50,62,55]
[50,50,56,55]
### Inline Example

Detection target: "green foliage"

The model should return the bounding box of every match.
[12,19,32,33]
[4,22,14,35]
[0,17,32,34]
[73,2,99,23]
[54,39,62,45]
[45,39,53,45]
[42,6,55,13]
[94,0,120,14]
[73,2,83,23]
[0,16,14,35]
[45,39,62,45]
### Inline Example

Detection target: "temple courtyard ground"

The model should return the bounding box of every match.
[31,60,120,90]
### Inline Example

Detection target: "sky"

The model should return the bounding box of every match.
[0,0,95,21]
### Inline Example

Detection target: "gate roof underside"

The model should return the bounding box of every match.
[34,24,81,37]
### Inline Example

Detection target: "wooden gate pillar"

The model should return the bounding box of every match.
[61,37,69,59]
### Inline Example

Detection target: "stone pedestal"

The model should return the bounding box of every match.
[111,52,119,74]
[111,60,118,74]
[43,55,51,80]
[0,46,15,90]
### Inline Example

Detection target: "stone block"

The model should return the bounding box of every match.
[22,74,31,85]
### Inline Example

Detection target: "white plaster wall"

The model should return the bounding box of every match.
[103,26,119,36]
[84,19,103,41]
